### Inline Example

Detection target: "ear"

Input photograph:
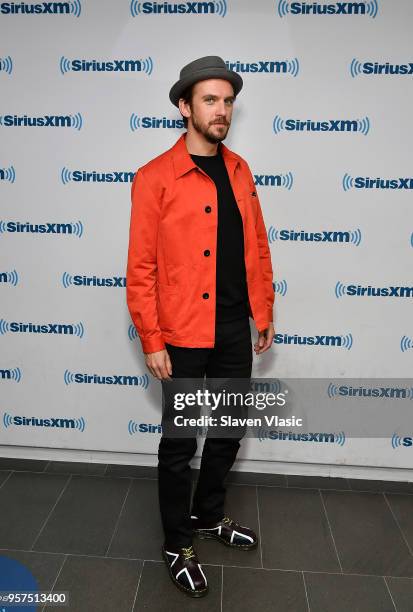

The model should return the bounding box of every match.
[178,98,191,120]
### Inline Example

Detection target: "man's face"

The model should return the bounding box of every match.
[181,79,235,144]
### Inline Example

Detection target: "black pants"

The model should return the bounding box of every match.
[158,315,253,549]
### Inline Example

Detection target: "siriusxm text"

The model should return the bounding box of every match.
[0,2,71,14]
[288,2,372,15]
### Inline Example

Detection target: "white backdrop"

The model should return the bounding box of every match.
[1,0,412,476]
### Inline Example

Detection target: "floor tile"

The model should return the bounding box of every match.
[108,478,163,560]
[287,474,350,490]
[133,560,221,611]
[305,572,396,612]
[0,471,11,486]
[0,549,64,592]
[45,461,107,476]
[386,576,413,612]
[0,473,69,549]
[322,490,413,577]
[385,494,413,553]
[193,484,262,567]
[348,478,413,494]
[105,464,157,479]
[258,486,340,572]
[44,554,142,612]
[0,458,49,472]
[33,475,130,556]
[222,566,308,611]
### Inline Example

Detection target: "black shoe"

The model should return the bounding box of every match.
[191,514,258,549]
[162,543,208,597]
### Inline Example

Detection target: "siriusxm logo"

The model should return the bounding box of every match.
[0,1,81,15]
[61,168,134,184]
[335,282,413,299]
[0,319,85,337]
[343,174,413,191]
[273,115,370,135]
[129,114,184,131]
[60,56,153,75]
[0,220,83,237]
[273,280,287,297]
[3,413,85,430]
[328,384,413,399]
[400,336,413,353]
[0,113,83,129]
[130,1,227,17]
[268,226,362,246]
[62,272,126,288]
[254,172,293,190]
[64,370,149,387]
[0,55,13,74]
[0,269,18,286]
[0,367,22,382]
[258,428,346,445]
[0,165,16,182]
[391,433,412,449]
[128,325,138,342]
[350,59,413,78]
[128,420,162,435]
[225,58,299,77]
[277,1,378,18]
[274,332,353,349]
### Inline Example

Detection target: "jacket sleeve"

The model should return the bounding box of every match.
[245,164,275,325]
[126,168,165,354]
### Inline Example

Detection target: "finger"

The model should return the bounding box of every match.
[166,355,173,376]
[160,365,172,381]
[153,366,163,380]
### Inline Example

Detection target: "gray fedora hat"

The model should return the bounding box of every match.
[169,55,243,107]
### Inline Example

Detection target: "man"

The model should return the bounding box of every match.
[126,56,275,597]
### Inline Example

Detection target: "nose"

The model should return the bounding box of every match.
[216,99,228,117]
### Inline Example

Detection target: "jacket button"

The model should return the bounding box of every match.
[204,205,212,213]
[202,292,209,299]
[203,249,210,256]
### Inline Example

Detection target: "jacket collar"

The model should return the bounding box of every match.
[171,132,241,179]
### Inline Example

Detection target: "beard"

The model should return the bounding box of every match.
[191,112,230,144]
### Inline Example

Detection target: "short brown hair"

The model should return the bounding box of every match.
[179,83,194,129]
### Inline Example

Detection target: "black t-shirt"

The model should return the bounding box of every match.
[190,145,249,323]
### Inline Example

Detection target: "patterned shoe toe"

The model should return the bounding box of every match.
[162,544,208,597]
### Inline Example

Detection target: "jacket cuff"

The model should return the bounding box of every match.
[140,334,166,354]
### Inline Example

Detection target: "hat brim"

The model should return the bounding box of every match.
[169,68,243,107]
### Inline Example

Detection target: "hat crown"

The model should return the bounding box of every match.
[169,55,243,107]
[180,56,226,79]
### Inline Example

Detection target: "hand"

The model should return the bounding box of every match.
[254,322,275,355]
[144,348,173,380]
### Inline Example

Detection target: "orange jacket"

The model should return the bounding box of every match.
[126,133,275,354]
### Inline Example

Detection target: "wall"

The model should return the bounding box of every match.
[1,0,412,477]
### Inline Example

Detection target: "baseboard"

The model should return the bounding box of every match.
[0,444,412,483]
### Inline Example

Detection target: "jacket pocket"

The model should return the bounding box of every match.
[156,282,180,333]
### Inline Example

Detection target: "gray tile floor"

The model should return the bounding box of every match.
[0,457,412,611]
